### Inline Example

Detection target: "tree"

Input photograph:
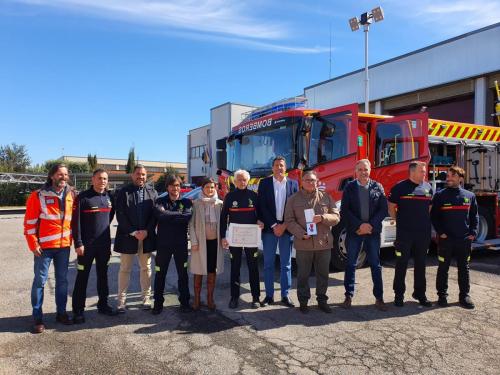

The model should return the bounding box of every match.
[126,147,135,174]
[87,154,98,170]
[165,165,179,177]
[154,166,180,192]
[43,160,91,174]
[0,143,31,172]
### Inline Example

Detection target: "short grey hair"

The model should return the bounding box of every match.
[409,161,426,172]
[355,159,371,169]
[234,169,250,181]
[301,170,318,180]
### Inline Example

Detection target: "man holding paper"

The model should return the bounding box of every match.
[284,170,340,313]
[221,169,262,309]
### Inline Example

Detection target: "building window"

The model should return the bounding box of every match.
[190,145,206,159]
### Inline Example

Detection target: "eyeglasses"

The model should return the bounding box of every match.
[303,179,317,183]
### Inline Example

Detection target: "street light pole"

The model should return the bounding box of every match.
[364,23,369,113]
[349,6,384,114]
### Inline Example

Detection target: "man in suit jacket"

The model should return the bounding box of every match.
[114,164,158,312]
[258,156,299,307]
[341,159,388,311]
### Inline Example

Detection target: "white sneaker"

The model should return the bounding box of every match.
[142,299,152,310]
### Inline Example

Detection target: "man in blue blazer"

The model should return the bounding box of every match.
[341,159,388,311]
[258,156,299,307]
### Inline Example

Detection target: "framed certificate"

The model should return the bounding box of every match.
[227,223,261,248]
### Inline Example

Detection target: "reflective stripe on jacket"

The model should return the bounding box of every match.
[24,185,75,251]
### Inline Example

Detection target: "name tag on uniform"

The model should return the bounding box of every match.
[46,199,55,204]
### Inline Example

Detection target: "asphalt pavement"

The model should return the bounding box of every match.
[1,215,499,374]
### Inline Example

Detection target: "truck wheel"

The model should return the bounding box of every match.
[331,221,367,270]
[477,206,494,242]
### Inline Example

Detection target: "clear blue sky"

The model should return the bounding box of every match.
[2,0,499,165]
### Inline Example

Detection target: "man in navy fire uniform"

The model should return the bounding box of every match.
[431,166,478,309]
[388,161,433,307]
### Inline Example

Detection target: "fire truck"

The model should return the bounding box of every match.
[215,97,500,269]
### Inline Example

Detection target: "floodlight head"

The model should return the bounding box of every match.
[372,6,384,22]
[349,17,359,31]
[360,12,372,25]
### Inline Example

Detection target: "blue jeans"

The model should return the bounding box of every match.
[31,247,70,321]
[344,232,383,300]
[262,231,292,298]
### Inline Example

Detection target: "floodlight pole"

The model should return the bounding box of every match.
[364,24,369,114]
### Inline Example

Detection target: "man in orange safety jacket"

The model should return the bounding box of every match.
[24,163,75,333]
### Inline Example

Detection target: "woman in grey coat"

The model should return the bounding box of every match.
[188,178,224,310]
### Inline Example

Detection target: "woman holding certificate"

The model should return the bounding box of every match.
[220,169,263,309]
[189,177,224,311]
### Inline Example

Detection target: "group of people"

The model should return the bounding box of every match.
[23,157,479,334]
[341,160,478,313]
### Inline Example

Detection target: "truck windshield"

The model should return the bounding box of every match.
[227,124,296,175]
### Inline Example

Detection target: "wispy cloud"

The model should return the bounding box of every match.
[13,0,329,53]
[390,0,500,35]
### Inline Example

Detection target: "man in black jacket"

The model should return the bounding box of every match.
[341,160,388,311]
[114,165,158,312]
[72,169,117,323]
[152,175,193,314]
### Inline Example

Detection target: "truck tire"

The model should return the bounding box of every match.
[331,220,367,270]
[477,206,494,242]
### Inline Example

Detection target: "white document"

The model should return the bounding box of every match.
[227,223,261,248]
[304,208,315,222]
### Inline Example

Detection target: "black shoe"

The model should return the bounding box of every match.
[281,296,295,308]
[73,312,85,324]
[56,313,73,325]
[412,293,432,307]
[437,296,448,307]
[151,306,163,315]
[299,303,309,314]
[260,296,274,307]
[180,304,193,313]
[229,297,239,309]
[97,305,118,316]
[318,302,332,314]
[251,297,260,309]
[459,296,475,309]
[394,296,404,307]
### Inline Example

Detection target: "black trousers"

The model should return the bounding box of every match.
[72,245,111,313]
[230,247,260,299]
[154,245,190,307]
[436,237,472,299]
[206,239,218,274]
[393,232,430,298]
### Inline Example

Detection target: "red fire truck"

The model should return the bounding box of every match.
[215,98,500,269]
